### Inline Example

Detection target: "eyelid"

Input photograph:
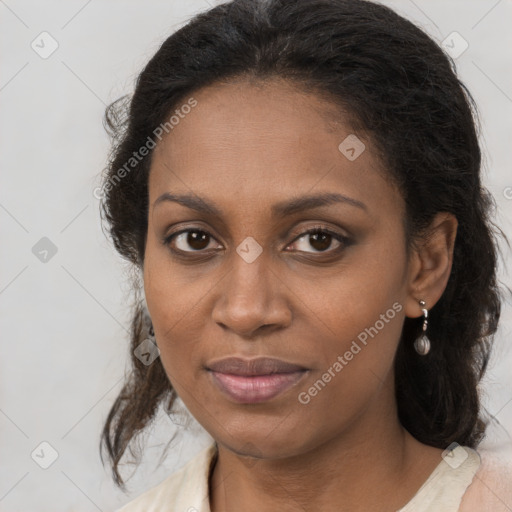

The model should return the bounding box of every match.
[286,222,350,243]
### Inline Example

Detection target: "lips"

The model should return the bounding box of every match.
[207,357,306,376]
[206,357,308,404]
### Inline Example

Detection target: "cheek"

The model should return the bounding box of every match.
[292,278,405,440]
[143,229,211,324]
[291,234,407,404]
[294,296,404,420]
[298,235,407,351]
[143,241,201,379]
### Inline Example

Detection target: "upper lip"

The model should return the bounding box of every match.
[206,357,307,376]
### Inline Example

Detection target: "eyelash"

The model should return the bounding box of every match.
[163,226,351,257]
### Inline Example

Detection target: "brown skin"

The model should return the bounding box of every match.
[143,78,458,512]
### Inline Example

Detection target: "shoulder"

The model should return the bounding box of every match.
[460,446,512,512]
[114,443,217,512]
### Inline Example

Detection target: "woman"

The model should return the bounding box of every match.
[99,0,511,510]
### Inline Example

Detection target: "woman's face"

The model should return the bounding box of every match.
[144,78,414,459]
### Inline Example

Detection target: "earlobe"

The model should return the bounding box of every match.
[404,212,458,319]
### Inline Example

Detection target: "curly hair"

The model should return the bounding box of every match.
[98,0,505,489]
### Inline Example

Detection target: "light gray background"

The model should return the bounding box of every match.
[1,0,511,510]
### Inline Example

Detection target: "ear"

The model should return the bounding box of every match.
[403,212,458,318]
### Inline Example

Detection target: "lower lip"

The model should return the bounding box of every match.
[209,371,307,404]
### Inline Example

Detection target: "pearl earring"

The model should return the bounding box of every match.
[414,300,430,355]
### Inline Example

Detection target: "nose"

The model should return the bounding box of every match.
[211,251,292,339]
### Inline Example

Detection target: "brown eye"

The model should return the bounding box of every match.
[289,228,348,253]
[308,232,332,251]
[167,229,220,252]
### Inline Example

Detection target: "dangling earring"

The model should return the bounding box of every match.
[414,299,431,355]
[148,324,155,340]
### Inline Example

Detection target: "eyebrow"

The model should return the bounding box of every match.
[153,191,367,216]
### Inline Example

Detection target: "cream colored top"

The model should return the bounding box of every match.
[114,443,509,511]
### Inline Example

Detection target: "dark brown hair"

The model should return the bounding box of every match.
[98,0,506,489]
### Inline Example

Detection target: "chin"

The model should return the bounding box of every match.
[210,414,318,461]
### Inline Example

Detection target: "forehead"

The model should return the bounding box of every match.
[154,77,352,161]
[148,78,402,220]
